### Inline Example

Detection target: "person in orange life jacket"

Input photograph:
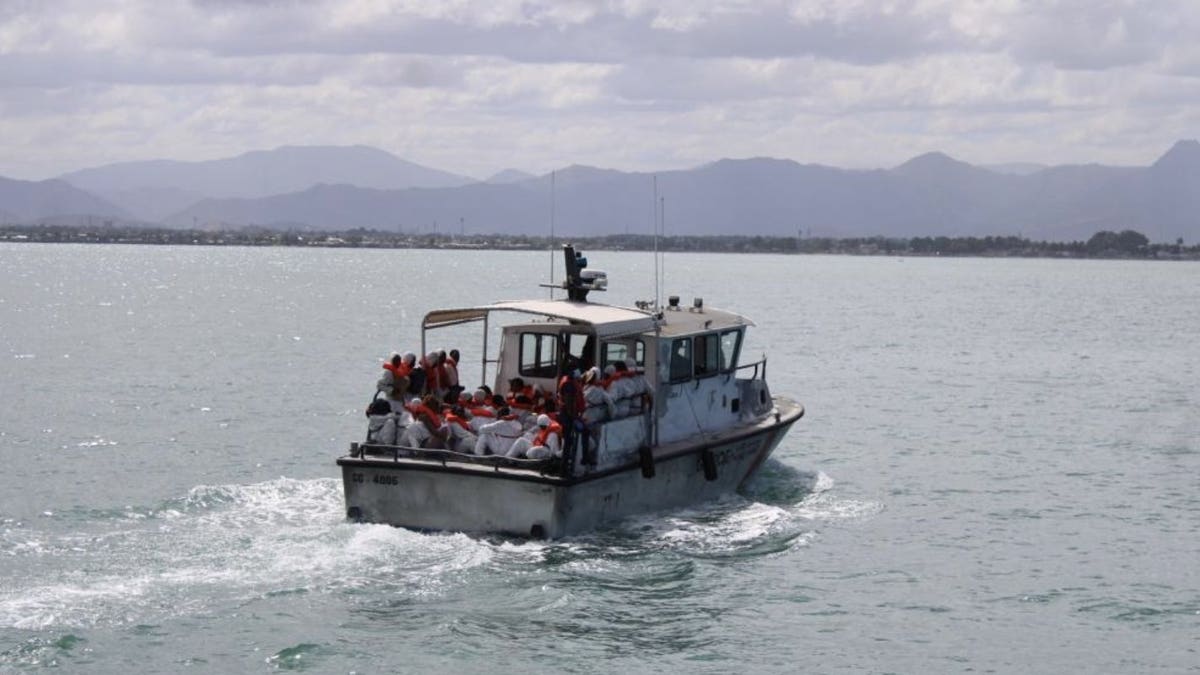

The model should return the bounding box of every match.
[508,394,538,428]
[442,405,477,453]
[375,369,410,419]
[404,352,427,398]
[600,364,618,389]
[444,348,461,397]
[608,360,639,417]
[381,352,412,402]
[506,377,536,404]
[556,368,584,459]
[582,368,615,424]
[455,390,473,408]
[473,406,523,456]
[623,357,653,414]
[467,396,497,433]
[422,351,447,399]
[506,414,562,459]
[402,395,446,448]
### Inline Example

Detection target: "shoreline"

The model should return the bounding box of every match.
[1,224,1196,261]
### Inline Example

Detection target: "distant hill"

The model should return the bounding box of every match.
[163,141,1200,242]
[59,145,477,221]
[984,162,1049,176]
[9,141,1199,242]
[486,169,536,184]
[0,176,130,223]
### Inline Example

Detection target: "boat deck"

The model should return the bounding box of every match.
[337,397,804,486]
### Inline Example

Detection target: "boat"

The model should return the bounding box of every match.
[336,245,804,538]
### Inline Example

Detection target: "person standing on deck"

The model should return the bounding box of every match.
[556,368,584,463]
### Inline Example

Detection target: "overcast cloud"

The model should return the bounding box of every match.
[1,0,1198,180]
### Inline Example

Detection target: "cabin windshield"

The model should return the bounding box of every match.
[601,339,645,369]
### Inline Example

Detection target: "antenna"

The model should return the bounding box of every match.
[550,170,556,299]
[652,175,659,310]
[660,196,666,308]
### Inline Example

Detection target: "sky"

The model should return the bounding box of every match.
[1,0,1198,181]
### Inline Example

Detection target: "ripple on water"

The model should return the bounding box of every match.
[266,642,328,671]
[0,633,87,669]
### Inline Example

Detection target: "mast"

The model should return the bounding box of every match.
[549,170,556,299]
[652,175,659,310]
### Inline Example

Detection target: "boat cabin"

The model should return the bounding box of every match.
[418,269,775,475]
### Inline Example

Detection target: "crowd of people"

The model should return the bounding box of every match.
[364,347,653,464]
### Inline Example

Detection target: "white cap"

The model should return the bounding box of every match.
[537,414,551,427]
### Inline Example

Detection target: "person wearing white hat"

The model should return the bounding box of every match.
[582,367,615,425]
[506,414,562,459]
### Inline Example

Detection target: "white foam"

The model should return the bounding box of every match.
[0,477,497,629]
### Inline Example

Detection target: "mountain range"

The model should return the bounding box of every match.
[2,141,1198,242]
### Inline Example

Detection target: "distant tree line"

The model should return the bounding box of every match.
[0,223,1195,260]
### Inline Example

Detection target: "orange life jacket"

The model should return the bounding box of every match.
[534,421,563,447]
[407,401,443,429]
[383,361,411,378]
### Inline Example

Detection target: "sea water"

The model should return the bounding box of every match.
[1,244,1197,673]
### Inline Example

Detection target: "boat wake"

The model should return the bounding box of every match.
[0,477,495,631]
[0,464,879,632]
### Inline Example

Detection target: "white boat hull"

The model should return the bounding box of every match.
[337,398,803,538]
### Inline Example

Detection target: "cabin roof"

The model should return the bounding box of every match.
[424,298,754,339]
[424,299,657,338]
[655,306,754,336]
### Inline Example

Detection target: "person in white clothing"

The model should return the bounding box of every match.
[607,360,639,417]
[365,399,398,445]
[582,368,615,424]
[442,406,478,453]
[506,414,562,459]
[623,357,653,414]
[473,408,524,456]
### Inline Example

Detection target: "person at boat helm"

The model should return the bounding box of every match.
[506,414,562,460]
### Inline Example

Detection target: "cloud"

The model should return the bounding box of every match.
[0,0,1197,180]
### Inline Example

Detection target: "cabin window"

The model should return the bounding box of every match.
[669,337,692,382]
[694,333,721,378]
[719,329,742,372]
[519,333,558,378]
[563,332,596,372]
[601,340,645,369]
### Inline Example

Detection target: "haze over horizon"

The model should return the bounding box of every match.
[2,1,1199,182]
